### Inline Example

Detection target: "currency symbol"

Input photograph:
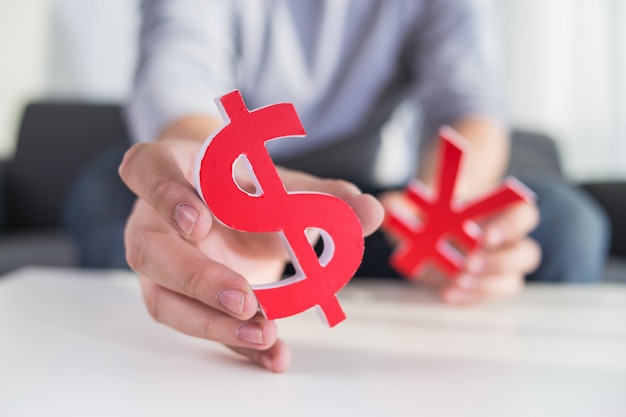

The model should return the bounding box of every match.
[195,90,364,327]
[384,127,535,279]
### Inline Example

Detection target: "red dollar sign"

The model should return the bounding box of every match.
[195,90,364,327]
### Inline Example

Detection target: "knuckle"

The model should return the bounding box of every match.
[527,239,542,270]
[142,281,163,323]
[489,273,523,299]
[325,178,360,195]
[118,143,147,181]
[492,255,508,272]
[506,274,524,295]
[196,315,219,341]
[492,259,511,276]
[125,230,150,272]
[179,267,204,300]
[147,176,172,210]
[525,203,541,231]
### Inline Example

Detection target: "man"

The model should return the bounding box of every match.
[69,0,609,372]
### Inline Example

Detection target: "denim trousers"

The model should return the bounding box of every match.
[66,143,610,283]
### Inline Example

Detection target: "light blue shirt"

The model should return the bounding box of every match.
[128,0,504,186]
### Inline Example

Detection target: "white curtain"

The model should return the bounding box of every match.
[0,0,50,158]
[500,0,626,180]
[46,0,139,100]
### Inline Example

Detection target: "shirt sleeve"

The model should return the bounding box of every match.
[410,0,508,140]
[126,0,237,142]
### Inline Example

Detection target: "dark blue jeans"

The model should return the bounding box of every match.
[66,144,610,283]
[65,142,135,269]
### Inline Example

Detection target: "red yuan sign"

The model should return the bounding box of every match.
[195,90,363,327]
[384,127,535,280]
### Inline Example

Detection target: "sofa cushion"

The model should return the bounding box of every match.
[0,161,8,232]
[0,231,77,276]
[8,103,128,231]
[507,130,563,177]
[580,181,626,258]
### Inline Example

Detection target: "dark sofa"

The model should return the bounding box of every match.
[0,102,128,274]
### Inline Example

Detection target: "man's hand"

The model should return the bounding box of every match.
[119,137,384,372]
[380,190,541,304]
[386,117,541,303]
[441,200,540,303]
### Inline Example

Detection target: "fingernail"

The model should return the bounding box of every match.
[457,274,477,289]
[218,289,246,316]
[174,204,199,237]
[237,322,264,345]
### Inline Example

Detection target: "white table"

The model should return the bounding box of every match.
[2,267,626,417]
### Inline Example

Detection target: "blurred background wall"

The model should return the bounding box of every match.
[0,0,624,181]
[0,0,138,157]
[500,0,626,180]
[0,0,51,158]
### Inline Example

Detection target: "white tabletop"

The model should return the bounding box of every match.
[1,267,626,417]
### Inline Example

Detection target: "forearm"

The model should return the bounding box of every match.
[418,116,509,199]
[157,115,223,143]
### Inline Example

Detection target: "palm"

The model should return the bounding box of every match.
[172,138,293,285]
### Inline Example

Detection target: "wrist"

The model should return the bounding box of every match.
[157,115,223,143]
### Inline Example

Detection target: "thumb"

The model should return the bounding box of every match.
[119,141,213,241]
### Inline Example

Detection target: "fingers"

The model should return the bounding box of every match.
[379,187,541,306]
[119,141,212,241]
[378,190,408,213]
[417,260,524,304]
[342,192,385,237]
[437,201,540,305]
[480,201,540,248]
[121,141,293,371]
[140,274,290,372]
[229,339,292,373]
[443,272,524,304]
[465,237,541,276]
[379,190,540,252]
[140,276,277,349]
[441,237,541,304]
[125,201,259,320]
[279,168,384,236]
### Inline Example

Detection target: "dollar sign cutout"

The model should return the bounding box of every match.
[195,90,364,327]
